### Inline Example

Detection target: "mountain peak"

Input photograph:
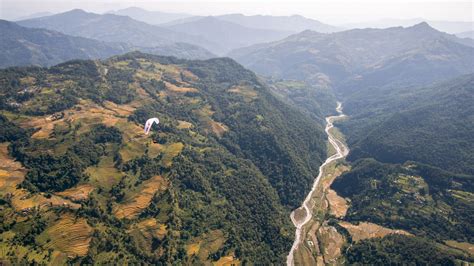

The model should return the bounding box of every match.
[65,9,88,15]
[45,9,99,21]
[410,21,436,31]
[121,6,146,12]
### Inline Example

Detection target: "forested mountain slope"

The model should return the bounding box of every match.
[340,74,474,175]
[329,75,474,263]
[0,52,326,264]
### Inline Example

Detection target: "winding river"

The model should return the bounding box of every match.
[287,102,349,266]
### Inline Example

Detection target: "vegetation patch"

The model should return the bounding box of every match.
[339,221,411,242]
[208,121,229,137]
[36,215,92,257]
[317,224,345,264]
[177,120,193,129]
[56,184,95,202]
[114,175,167,219]
[0,143,25,195]
[164,81,199,93]
[346,234,472,264]
[326,189,348,218]
[85,156,123,189]
[0,143,80,211]
[11,192,80,211]
[445,240,474,257]
[127,218,167,254]
[332,158,474,242]
[187,230,226,262]
[213,253,241,266]
[228,85,258,101]
[160,142,184,167]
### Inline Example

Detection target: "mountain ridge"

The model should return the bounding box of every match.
[165,16,293,54]
[108,7,192,25]
[0,19,129,68]
[0,20,216,68]
[17,9,217,52]
[229,22,474,94]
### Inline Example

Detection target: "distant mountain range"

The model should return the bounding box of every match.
[165,16,293,54]
[0,19,215,68]
[17,9,215,49]
[16,9,302,55]
[13,12,54,21]
[163,13,340,33]
[342,18,473,34]
[457,30,474,39]
[0,20,128,68]
[229,22,474,94]
[216,14,340,33]
[107,7,191,25]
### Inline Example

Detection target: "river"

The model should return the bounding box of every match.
[286,102,349,266]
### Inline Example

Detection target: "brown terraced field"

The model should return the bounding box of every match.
[339,221,412,242]
[36,215,93,257]
[56,183,95,202]
[114,175,168,219]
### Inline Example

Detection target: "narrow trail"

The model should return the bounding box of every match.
[287,102,349,266]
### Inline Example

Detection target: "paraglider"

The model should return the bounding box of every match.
[144,118,160,135]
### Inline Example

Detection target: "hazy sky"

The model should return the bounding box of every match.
[1,0,472,24]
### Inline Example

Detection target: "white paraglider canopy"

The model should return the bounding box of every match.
[144,118,160,135]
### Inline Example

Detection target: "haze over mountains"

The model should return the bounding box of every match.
[13,12,54,21]
[107,7,192,25]
[457,30,474,39]
[0,19,215,68]
[162,13,340,33]
[11,8,473,61]
[166,16,293,54]
[14,9,293,55]
[17,9,214,50]
[230,22,474,94]
[343,18,473,34]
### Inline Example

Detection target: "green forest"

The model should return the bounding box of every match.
[339,74,474,175]
[326,75,474,264]
[346,234,471,265]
